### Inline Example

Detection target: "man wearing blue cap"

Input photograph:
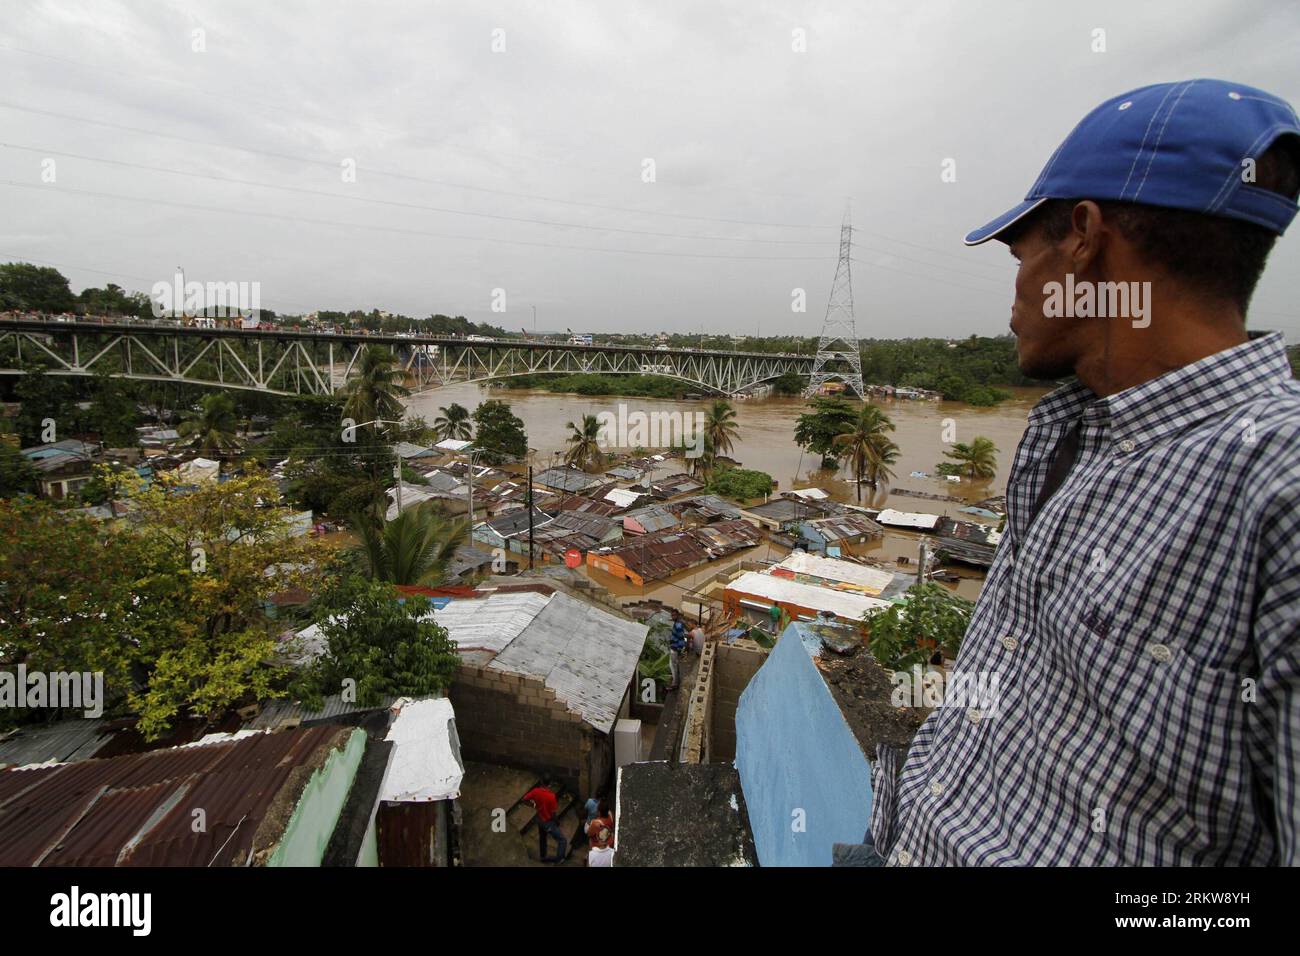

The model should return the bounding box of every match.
[869,79,1300,866]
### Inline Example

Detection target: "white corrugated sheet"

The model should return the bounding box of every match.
[486,591,647,735]
[874,508,941,530]
[772,552,895,594]
[434,590,551,654]
[787,487,829,500]
[727,571,891,620]
[435,438,472,451]
[380,697,464,802]
[603,488,643,508]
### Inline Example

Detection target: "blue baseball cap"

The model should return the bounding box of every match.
[965,78,1300,245]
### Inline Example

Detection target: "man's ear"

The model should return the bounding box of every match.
[1067,201,1107,273]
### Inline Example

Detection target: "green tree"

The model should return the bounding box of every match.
[432,403,472,441]
[293,576,461,709]
[0,443,39,498]
[350,502,467,586]
[343,345,409,426]
[471,399,527,464]
[85,368,141,447]
[832,403,900,501]
[0,498,178,728]
[14,364,73,446]
[942,436,999,480]
[703,399,741,459]
[564,414,605,471]
[794,397,858,466]
[124,470,325,737]
[177,392,241,458]
[0,262,76,312]
[706,466,774,501]
[865,583,974,672]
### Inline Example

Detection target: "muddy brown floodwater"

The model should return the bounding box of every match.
[406,384,1051,604]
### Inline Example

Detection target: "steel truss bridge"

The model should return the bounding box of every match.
[0,318,820,397]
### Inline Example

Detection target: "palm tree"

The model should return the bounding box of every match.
[564,414,605,471]
[350,502,468,586]
[944,436,998,480]
[703,400,740,460]
[177,392,241,458]
[433,403,472,441]
[832,404,899,502]
[343,345,410,427]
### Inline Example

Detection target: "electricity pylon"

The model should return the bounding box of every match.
[804,207,865,400]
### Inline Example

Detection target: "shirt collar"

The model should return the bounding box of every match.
[1026,332,1292,450]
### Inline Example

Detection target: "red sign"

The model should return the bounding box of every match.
[564,548,583,569]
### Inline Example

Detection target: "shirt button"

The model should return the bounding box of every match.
[896,850,912,866]
[930,781,944,796]
[1117,439,1136,453]
[1148,643,1173,663]
[968,708,983,723]
[1001,635,1018,651]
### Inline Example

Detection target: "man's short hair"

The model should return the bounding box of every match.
[1027,137,1300,314]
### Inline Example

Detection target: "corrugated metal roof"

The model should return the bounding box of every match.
[534,467,602,492]
[244,693,397,731]
[0,725,348,867]
[598,530,710,579]
[623,504,679,533]
[874,508,941,530]
[772,552,895,594]
[0,719,115,768]
[690,518,763,556]
[435,590,551,654]
[487,592,646,734]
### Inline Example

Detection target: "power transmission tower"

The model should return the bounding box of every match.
[805,207,865,400]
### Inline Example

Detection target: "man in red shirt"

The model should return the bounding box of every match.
[523,781,567,863]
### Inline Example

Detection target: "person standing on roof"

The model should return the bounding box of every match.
[868,79,1300,867]
[523,780,567,864]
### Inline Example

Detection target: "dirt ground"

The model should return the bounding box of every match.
[814,650,928,756]
[457,761,590,867]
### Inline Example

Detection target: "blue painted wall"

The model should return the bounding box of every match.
[735,624,874,866]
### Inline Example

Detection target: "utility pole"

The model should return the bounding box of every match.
[526,465,535,570]
[917,538,929,586]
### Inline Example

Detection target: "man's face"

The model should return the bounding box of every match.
[1006,218,1087,379]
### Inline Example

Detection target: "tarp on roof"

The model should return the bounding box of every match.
[178,457,220,483]
[379,698,464,802]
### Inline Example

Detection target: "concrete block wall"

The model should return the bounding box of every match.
[709,640,768,762]
[681,641,716,764]
[449,665,595,793]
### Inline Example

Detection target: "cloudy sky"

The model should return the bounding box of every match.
[2,0,1298,340]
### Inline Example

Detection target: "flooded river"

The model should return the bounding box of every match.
[406,384,1051,604]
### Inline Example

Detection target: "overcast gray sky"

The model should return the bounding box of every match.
[2,0,1298,340]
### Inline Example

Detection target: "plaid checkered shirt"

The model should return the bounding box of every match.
[870,332,1300,866]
